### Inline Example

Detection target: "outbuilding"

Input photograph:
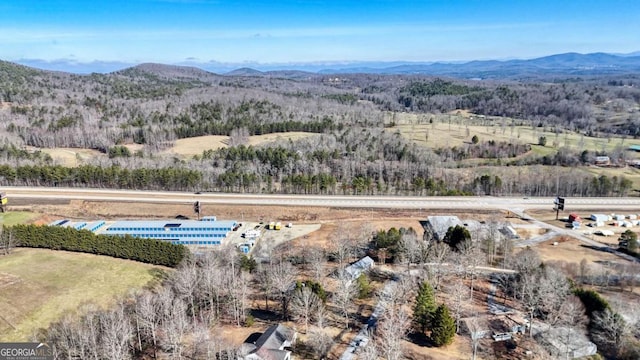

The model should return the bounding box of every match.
[590,214,609,222]
[568,213,581,223]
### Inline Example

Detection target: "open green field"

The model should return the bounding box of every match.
[0,248,167,341]
[583,165,640,190]
[0,212,39,226]
[387,112,640,156]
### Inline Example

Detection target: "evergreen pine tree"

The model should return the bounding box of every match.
[431,303,456,346]
[413,281,436,334]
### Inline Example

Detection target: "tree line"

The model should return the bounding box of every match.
[9,224,187,267]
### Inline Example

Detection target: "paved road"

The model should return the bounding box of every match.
[6,186,640,211]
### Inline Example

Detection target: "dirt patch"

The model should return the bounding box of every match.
[0,273,22,288]
[404,336,472,360]
[515,227,547,239]
[533,236,627,266]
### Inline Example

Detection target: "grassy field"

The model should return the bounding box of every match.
[36,147,104,167]
[388,112,640,155]
[164,135,228,157]
[0,211,39,226]
[0,248,166,341]
[164,132,319,158]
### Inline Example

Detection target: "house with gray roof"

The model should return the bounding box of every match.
[239,324,296,360]
[344,256,375,280]
[421,216,464,242]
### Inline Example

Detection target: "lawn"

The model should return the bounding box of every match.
[0,248,167,341]
[0,211,39,226]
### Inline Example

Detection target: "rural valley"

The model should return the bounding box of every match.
[1,51,640,360]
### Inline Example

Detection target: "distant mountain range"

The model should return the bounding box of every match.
[11,52,640,79]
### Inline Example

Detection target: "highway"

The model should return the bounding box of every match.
[5,186,640,211]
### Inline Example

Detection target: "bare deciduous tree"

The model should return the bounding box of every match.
[331,223,355,266]
[269,260,298,319]
[160,298,191,359]
[135,292,160,357]
[100,303,133,360]
[290,286,322,333]
[554,295,587,360]
[333,269,357,329]
[172,259,200,324]
[538,266,571,328]
[307,247,327,285]
[228,127,250,147]
[398,229,420,272]
[591,308,631,357]
[308,326,333,360]
[458,241,485,300]
[425,241,451,292]
[376,306,410,360]
[447,278,468,334]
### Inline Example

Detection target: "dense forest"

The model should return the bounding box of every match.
[1,60,639,196]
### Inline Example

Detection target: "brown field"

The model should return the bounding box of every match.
[162,131,318,158]
[534,237,622,265]
[247,132,318,146]
[33,147,104,167]
[163,135,229,157]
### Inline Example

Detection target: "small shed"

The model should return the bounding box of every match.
[344,256,375,280]
[590,214,608,222]
[594,156,610,165]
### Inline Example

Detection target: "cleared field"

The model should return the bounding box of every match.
[247,132,317,146]
[0,248,166,341]
[583,165,640,189]
[164,132,318,158]
[163,135,228,157]
[35,147,104,167]
[388,112,640,156]
[0,211,39,226]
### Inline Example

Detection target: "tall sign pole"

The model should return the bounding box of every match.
[554,197,565,220]
[194,201,201,220]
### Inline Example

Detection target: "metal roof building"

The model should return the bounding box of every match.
[49,218,238,246]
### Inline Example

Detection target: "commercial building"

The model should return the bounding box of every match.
[49,218,238,246]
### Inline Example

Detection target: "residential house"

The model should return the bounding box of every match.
[239,324,297,360]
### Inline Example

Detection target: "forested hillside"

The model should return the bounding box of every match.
[1,61,639,196]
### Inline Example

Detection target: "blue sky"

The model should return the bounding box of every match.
[1,0,639,65]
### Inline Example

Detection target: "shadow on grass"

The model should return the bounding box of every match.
[579,244,616,254]
[249,309,280,323]
[146,268,170,289]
